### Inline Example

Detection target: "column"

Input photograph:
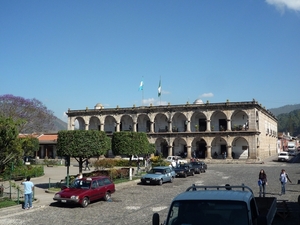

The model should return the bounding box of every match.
[100,123,104,131]
[186,120,191,132]
[85,123,89,130]
[168,121,172,132]
[206,146,212,159]
[168,145,173,156]
[116,123,120,132]
[227,119,231,131]
[133,122,137,132]
[206,120,211,132]
[150,121,154,133]
[227,146,232,159]
[187,146,192,158]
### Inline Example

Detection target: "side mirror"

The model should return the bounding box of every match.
[61,185,68,190]
[152,213,160,225]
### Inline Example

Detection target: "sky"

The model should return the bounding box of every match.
[1,0,300,122]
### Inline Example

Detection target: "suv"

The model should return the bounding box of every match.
[53,176,115,207]
[278,152,289,162]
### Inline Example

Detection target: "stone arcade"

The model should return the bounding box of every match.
[66,100,278,161]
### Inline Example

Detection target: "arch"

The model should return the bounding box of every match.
[190,112,207,132]
[154,113,169,132]
[89,116,100,130]
[74,117,85,130]
[232,137,249,159]
[137,114,150,132]
[155,137,168,157]
[104,116,117,133]
[191,137,207,159]
[173,137,188,157]
[231,110,249,131]
[171,112,188,132]
[211,137,229,159]
[120,115,133,131]
[210,111,228,131]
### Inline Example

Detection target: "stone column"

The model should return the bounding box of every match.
[85,123,89,130]
[186,120,191,132]
[206,146,212,159]
[133,122,137,132]
[168,145,173,156]
[150,121,154,133]
[227,119,231,131]
[168,121,172,132]
[116,123,120,132]
[227,146,232,159]
[100,123,104,131]
[187,145,192,159]
[206,120,211,132]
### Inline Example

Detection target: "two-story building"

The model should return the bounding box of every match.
[66,99,277,161]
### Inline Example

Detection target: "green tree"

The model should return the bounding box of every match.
[20,135,39,157]
[0,116,23,173]
[111,132,150,158]
[57,130,111,172]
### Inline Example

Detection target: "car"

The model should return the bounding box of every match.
[53,176,115,207]
[190,161,207,174]
[174,163,195,177]
[288,150,296,156]
[166,156,188,164]
[141,166,176,185]
[278,152,289,162]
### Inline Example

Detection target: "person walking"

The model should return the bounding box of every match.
[258,169,267,197]
[279,169,292,195]
[84,159,90,171]
[21,176,34,210]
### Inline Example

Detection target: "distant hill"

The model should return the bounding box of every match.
[51,117,67,132]
[269,104,300,117]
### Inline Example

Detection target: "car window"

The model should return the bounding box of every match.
[92,180,98,188]
[103,178,112,185]
[98,179,104,186]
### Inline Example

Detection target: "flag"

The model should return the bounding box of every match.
[139,80,143,91]
[158,79,161,97]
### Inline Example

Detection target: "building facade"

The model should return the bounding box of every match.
[66,100,278,161]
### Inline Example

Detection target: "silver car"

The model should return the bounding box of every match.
[141,166,176,185]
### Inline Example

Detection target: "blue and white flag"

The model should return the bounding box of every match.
[139,80,143,91]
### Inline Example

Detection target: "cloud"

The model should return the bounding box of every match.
[142,98,168,106]
[266,0,300,13]
[200,93,214,98]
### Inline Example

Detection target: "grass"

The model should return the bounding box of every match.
[0,198,23,208]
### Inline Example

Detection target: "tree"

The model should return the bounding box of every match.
[111,132,150,158]
[57,130,111,172]
[0,116,23,173]
[0,94,55,133]
[20,135,39,157]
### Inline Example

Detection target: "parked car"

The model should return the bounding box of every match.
[278,152,289,162]
[122,155,144,161]
[174,163,195,177]
[190,161,207,174]
[141,166,176,185]
[166,156,187,164]
[288,150,296,156]
[53,176,115,207]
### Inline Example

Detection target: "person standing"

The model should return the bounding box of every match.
[258,169,267,197]
[21,176,34,210]
[279,169,292,195]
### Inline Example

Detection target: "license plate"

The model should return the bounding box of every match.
[146,181,150,183]
[61,200,67,203]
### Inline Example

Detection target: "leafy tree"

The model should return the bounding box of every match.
[277,109,300,136]
[111,132,150,158]
[0,116,23,173]
[57,130,111,172]
[0,94,55,133]
[20,135,39,157]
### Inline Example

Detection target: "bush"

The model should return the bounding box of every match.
[0,165,44,181]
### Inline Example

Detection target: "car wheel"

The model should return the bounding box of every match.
[81,197,89,208]
[184,173,187,178]
[159,179,163,185]
[191,171,194,176]
[170,176,174,183]
[104,192,111,201]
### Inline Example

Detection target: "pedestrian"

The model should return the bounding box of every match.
[84,159,90,171]
[258,169,267,197]
[279,169,292,195]
[21,176,34,210]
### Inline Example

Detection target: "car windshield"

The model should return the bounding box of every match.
[70,180,91,189]
[166,200,248,225]
[149,169,164,174]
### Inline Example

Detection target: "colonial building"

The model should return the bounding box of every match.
[66,100,278,161]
